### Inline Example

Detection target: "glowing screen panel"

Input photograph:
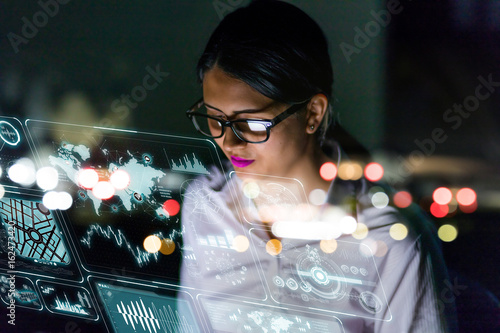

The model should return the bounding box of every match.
[199,295,344,332]
[94,280,201,333]
[249,230,391,321]
[0,198,69,264]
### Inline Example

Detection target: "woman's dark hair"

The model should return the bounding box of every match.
[197,0,333,105]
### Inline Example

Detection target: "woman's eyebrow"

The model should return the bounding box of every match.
[204,102,268,115]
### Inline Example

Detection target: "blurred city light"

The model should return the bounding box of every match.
[266,239,282,256]
[319,162,337,181]
[162,199,180,217]
[110,169,130,190]
[430,202,449,218]
[36,166,59,190]
[232,235,250,253]
[8,158,36,186]
[78,168,99,189]
[438,224,458,242]
[143,235,162,253]
[92,181,115,200]
[389,223,408,241]
[364,162,384,182]
[393,191,413,208]
[433,187,453,205]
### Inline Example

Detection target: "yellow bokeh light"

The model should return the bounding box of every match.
[389,223,408,241]
[352,222,369,240]
[159,238,176,255]
[232,235,250,253]
[266,239,282,256]
[438,224,458,242]
[243,181,260,199]
[320,239,338,253]
[143,235,162,253]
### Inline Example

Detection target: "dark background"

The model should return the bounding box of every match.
[1,0,499,331]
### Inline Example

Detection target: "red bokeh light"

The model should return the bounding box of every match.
[456,188,476,206]
[364,162,384,182]
[433,187,453,205]
[163,199,180,217]
[319,162,337,181]
[393,191,413,208]
[430,202,449,218]
[459,201,478,214]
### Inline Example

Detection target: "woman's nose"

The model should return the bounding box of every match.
[222,127,247,152]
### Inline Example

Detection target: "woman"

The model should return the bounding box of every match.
[180,1,457,332]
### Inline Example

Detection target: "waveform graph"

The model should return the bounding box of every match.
[95,282,201,333]
[167,151,210,175]
[0,197,70,264]
[37,280,98,320]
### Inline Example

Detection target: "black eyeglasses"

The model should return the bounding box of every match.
[186,98,309,143]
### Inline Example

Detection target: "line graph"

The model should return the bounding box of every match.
[80,224,160,267]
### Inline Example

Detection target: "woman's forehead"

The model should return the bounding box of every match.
[202,67,282,115]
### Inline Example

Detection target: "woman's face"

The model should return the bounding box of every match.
[202,66,316,179]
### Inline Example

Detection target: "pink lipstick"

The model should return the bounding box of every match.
[231,156,255,168]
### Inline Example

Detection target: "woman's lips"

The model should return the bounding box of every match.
[231,156,255,168]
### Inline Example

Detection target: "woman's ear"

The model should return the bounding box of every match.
[305,93,329,134]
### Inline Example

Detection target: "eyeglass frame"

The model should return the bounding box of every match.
[186,98,310,143]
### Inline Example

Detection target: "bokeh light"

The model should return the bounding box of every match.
[360,238,377,257]
[8,158,36,186]
[352,222,369,240]
[456,188,476,206]
[371,192,389,209]
[309,188,327,206]
[78,169,99,189]
[430,202,449,218]
[320,239,338,254]
[243,181,260,199]
[340,216,357,234]
[319,162,337,181]
[162,199,180,217]
[143,235,162,253]
[0,166,3,178]
[389,223,408,241]
[43,191,73,210]
[36,166,59,190]
[159,238,176,255]
[338,162,363,181]
[433,187,452,205]
[438,224,458,242]
[364,162,384,182]
[393,191,412,208]
[232,235,250,253]
[58,191,73,210]
[266,239,282,256]
[42,191,60,210]
[374,240,388,257]
[92,181,115,200]
[110,169,130,190]
[0,185,4,199]
[459,201,478,214]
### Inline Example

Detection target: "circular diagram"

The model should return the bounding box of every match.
[181,179,225,224]
[296,246,346,300]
